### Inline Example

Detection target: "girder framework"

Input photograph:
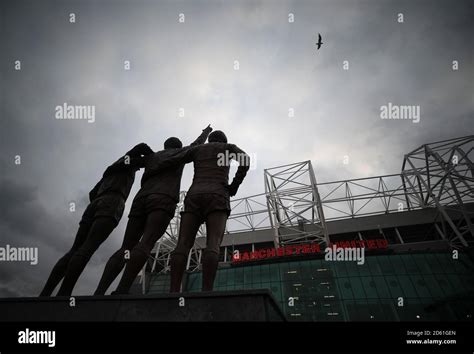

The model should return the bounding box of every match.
[146,135,474,283]
[317,173,420,221]
[264,161,329,247]
[401,136,474,248]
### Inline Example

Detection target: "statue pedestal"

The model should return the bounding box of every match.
[0,289,285,322]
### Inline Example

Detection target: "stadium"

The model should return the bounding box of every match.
[134,135,474,321]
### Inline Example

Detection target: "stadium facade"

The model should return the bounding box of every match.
[133,136,474,321]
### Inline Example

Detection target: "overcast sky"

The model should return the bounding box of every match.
[1,0,473,297]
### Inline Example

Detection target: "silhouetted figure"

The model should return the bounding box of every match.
[154,130,250,292]
[39,143,153,297]
[94,125,213,295]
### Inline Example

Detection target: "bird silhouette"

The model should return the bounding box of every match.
[316,33,323,50]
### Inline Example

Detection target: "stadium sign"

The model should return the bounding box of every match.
[232,239,388,263]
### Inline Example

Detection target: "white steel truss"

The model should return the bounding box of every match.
[401,135,474,248]
[264,161,329,247]
[146,135,473,281]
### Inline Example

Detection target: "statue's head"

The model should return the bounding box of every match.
[208,130,227,143]
[164,137,183,149]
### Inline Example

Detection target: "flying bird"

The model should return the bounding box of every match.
[316,33,323,50]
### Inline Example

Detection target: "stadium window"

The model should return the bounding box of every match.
[226,268,235,285]
[260,264,270,282]
[434,253,456,274]
[360,276,378,299]
[368,257,383,276]
[385,276,404,299]
[269,263,280,282]
[409,275,432,298]
[243,266,253,284]
[332,260,348,277]
[349,277,367,299]
[444,273,467,294]
[378,256,395,274]
[424,253,444,274]
[423,274,444,297]
[233,266,244,285]
[337,278,354,300]
[452,254,471,274]
[459,274,474,292]
[372,276,391,299]
[401,254,419,274]
[357,258,371,276]
[344,260,361,277]
[253,265,262,283]
[397,275,418,298]
[388,255,407,275]
[413,254,431,274]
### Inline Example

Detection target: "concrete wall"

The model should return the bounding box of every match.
[0,290,285,322]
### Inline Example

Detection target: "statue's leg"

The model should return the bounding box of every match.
[170,212,201,292]
[202,211,228,291]
[93,215,145,295]
[57,216,116,296]
[115,209,172,294]
[39,222,91,296]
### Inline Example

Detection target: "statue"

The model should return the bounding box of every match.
[153,130,250,292]
[94,125,213,295]
[39,143,153,296]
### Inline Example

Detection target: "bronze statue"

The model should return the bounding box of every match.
[39,143,153,296]
[94,125,213,295]
[152,130,250,292]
